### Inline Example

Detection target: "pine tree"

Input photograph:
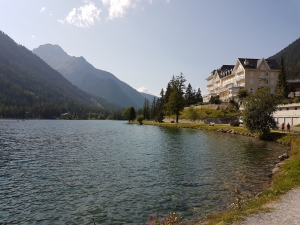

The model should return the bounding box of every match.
[275,56,290,98]
[129,107,136,121]
[164,73,186,123]
[150,97,156,120]
[195,88,203,103]
[142,98,150,120]
[184,83,195,106]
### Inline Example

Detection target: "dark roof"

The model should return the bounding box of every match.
[219,65,234,70]
[238,58,280,70]
[217,65,234,78]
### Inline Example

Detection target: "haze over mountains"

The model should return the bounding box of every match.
[0,31,121,119]
[33,44,154,109]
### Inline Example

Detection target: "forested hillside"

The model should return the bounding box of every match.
[0,31,121,119]
[33,44,152,109]
[269,37,300,79]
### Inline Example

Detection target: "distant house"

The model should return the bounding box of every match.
[287,80,300,98]
[273,103,300,126]
[203,58,280,103]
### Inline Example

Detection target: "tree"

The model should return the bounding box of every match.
[237,88,249,99]
[129,107,136,121]
[164,73,186,123]
[122,106,136,122]
[142,98,150,120]
[243,87,280,139]
[275,56,290,98]
[184,83,195,106]
[136,115,144,124]
[195,88,203,103]
[209,95,221,104]
[153,89,165,122]
[237,88,250,109]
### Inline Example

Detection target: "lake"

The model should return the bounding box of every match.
[0,120,285,224]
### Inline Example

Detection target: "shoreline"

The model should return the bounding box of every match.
[141,120,300,225]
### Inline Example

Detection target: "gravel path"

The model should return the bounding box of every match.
[234,187,300,225]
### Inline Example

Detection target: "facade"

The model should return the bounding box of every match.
[273,103,300,126]
[203,58,280,103]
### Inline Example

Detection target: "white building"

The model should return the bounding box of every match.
[203,58,280,103]
[273,103,300,126]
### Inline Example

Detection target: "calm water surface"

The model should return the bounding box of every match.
[0,120,285,224]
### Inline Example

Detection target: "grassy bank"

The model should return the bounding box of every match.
[141,121,300,225]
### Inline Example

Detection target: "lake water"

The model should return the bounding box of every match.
[0,120,285,224]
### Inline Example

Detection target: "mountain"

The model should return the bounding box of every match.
[140,92,157,102]
[0,30,121,119]
[33,44,148,109]
[268,37,300,79]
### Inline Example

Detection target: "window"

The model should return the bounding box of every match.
[250,72,254,77]
[295,108,298,110]
[250,79,253,85]
[266,80,268,84]
[287,108,289,110]
[266,72,268,76]
[271,72,274,78]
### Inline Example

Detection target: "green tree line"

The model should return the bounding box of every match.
[122,73,203,123]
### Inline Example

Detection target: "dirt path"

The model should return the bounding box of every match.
[234,187,300,225]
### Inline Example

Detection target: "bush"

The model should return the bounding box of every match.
[136,115,144,124]
[230,120,240,127]
[292,97,300,103]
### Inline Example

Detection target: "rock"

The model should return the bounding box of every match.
[272,166,280,174]
[278,153,289,161]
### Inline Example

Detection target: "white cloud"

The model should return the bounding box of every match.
[102,0,136,20]
[137,86,152,94]
[40,7,46,12]
[32,35,35,38]
[59,1,101,28]
[102,0,170,20]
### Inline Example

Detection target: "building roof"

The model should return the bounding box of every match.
[217,65,234,78]
[288,80,300,83]
[238,58,280,70]
[219,65,235,71]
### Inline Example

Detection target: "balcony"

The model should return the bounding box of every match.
[236,75,245,82]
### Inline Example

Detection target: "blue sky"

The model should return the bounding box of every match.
[1,0,300,97]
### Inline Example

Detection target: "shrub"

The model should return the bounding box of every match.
[292,97,300,103]
[136,115,144,124]
[230,120,240,127]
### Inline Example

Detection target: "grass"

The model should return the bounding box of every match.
[180,107,239,120]
[141,120,300,225]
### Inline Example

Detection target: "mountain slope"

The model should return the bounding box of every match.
[33,44,147,109]
[0,30,121,119]
[268,37,300,79]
